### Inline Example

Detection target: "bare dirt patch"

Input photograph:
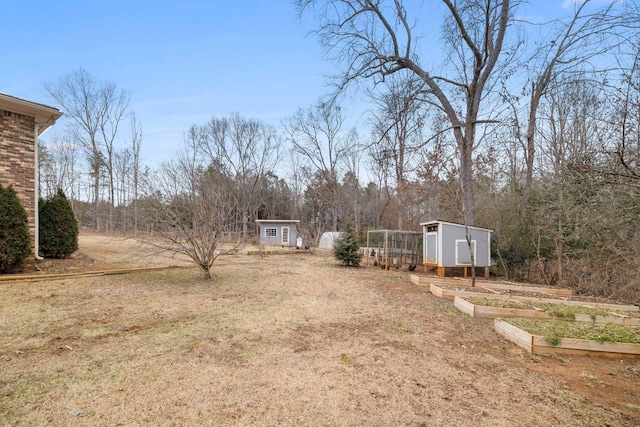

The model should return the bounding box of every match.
[1,233,639,425]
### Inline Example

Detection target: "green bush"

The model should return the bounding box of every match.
[0,184,31,273]
[334,232,362,267]
[39,189,78,258]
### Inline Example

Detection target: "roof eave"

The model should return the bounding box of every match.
[420,220,493,233]
[0,93,63,135]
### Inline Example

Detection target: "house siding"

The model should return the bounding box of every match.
[0,110,36,256]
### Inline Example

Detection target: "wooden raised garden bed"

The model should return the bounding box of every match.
[411,274,572,296]
[454,296,552,320]
[430,283,504,300]
[431,283,639,312]
[411,274,470,287]
[494,319,640,358]
[455,296,640,325]
[478,282,572,296]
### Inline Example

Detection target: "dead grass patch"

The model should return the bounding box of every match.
[0,234,639,425]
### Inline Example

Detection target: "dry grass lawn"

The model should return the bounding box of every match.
[1,233,639,426]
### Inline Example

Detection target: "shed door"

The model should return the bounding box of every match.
[426,233,437,264]
[282,227,289,245]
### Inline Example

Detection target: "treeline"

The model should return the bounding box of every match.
[39,74,640,300]
[38,0,640,300]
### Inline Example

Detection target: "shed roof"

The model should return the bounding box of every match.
[0,93,63,135]
[420,220,492,233]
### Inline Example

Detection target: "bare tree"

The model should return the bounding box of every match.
[46,68,131,231]
[98,84,131,232]
[297,0,514,225]
[46,69,101,229]
[513,0,635,217]
[113,147,132,226]
[130,113,143,235]
[38,143,57,199]
[342,130,365,232]
[487,0,638,283]
[144,135,237,280]
[286,150,309,221]
[536,78,607,287]
[368,75,427,229]
[194,114,281,240]
[283,99,350,231]
[593,47,640,187]
[38,135,80,204]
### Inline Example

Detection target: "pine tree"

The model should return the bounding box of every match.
[334,232,362,267]
[0,184,31,273]
[39,189,78,258]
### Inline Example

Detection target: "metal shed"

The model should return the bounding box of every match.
[421,220,492,278]
[255,220,300,247]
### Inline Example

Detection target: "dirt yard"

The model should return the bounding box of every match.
[1,233,639,426]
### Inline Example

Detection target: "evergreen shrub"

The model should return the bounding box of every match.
[39,189,78,258]
[0,184,31,273]
[334,232,362,267]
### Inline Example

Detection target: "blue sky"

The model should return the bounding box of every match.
[4,0,599,165]
[4,0,338,162]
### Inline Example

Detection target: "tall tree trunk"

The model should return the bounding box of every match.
[242,210,249,242]
[521,82,539,218]
[556,186,564,287]
[460,138,475,226]
[93,156,100,232]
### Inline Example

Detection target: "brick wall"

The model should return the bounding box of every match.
[0,109,36,257]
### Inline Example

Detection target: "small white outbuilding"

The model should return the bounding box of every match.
[421,220,492,278]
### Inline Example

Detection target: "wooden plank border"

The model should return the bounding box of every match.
[480,282,572,296]
[0,265,190,283]
[410,274,572,295]
[494,319,640,358]
[454,296,553,319]
[454,297,640,324]
[246,249,311,256]
[429,283,500,300]
[429,284,639,312]
[494,319,534,351]
[574,313,640,326]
